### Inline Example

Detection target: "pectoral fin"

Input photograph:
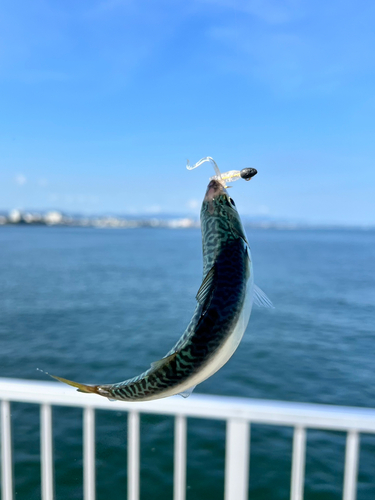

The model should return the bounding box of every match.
[253,285,274,308]
[196,265,216,305]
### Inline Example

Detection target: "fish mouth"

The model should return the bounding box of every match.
[204,179,226,201]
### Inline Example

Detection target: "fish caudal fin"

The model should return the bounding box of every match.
[50,374,99,394]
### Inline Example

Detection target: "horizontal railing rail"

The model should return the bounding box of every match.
[1,378,375,500]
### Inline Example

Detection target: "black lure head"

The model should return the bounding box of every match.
[240,168,258,181]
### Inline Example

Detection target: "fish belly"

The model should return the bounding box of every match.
[188,274,254,385]
[150,273,254,400]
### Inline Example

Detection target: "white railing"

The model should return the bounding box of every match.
[1,378,375,500]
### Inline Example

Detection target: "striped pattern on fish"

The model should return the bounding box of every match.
[52,178,255,401]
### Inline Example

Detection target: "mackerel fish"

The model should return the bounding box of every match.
[52,171,272,401]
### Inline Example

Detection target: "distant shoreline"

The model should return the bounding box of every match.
[1,221,373,231]
[1,209,373,231]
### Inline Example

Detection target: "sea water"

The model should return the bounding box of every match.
[0,226,374,500]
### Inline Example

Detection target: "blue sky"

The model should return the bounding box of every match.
[1,0,374,224]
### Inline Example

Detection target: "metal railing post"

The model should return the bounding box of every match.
[1,400,13,500]
[83,407,96,500]
[343,430,359,500]
[174,415,187,500]
[290,426,306,500]
[224,419,250,500]
[128,411,140,500]
[41,404,54,500]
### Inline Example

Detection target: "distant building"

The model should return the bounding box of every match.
[168,218,196,228]
[8,209,22,223]
[23,212,43,224]
[44,211,63,225]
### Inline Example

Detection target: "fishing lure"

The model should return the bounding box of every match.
[52,157,272,401]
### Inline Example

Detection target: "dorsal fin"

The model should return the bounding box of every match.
[196,265,216,305]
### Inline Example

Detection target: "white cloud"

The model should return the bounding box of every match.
[15,174,27,185]
[187,199,200,210]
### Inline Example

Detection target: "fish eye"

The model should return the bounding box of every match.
[229,198,236,207]
[220,196,231,207]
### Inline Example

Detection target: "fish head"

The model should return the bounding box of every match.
[203,179,237,215]
[202,179,247,242]
[203,179,226,202]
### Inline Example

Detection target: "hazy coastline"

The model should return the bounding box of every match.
[1,209,373,231]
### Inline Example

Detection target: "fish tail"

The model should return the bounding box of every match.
[50,374,101,394]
